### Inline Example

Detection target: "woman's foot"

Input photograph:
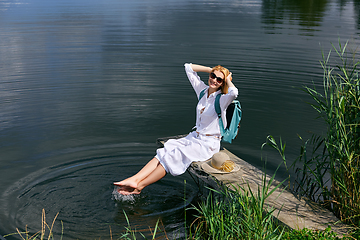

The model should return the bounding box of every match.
[114,178,141,195]
[118,186,141,195]
[113,178,138,190]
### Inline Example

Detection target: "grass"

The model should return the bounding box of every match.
[262,135,359,239]
[291,40,360,228]
[4,209,166,240]
[118,210,166,240]
[3,209,63,240]
[4,188,356,240]
[280,227,342,240]
[187,172,285,240]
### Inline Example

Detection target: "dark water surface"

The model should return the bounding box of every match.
[1,0,360,239]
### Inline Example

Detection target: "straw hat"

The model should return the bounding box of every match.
[201,151,240,174]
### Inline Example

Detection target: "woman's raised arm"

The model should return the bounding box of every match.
[190,64,212,73]
[226,72,235,89]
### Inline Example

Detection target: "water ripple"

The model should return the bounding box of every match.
[1,143,197,239]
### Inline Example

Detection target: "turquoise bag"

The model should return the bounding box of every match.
[199,89,242,143]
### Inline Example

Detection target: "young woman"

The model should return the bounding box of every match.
[114,63,238,195]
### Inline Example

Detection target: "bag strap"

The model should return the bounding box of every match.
[198,88,206,100]
[215,94,222,117]
[215,94,225,136]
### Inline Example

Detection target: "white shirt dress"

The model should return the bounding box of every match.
[155,63,239,176]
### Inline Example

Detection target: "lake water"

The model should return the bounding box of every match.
[1,0,360,239]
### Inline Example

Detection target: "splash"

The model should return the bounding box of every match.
[112,186,137,203]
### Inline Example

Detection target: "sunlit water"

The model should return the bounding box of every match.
[1,0,360,239]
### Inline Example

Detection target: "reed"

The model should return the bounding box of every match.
[187,172,285,240]
[263,136,360,239]
[119,210,165,240]
[3,209,63,240]
[293,40,360,227]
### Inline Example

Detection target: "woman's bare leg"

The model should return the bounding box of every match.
[119,164,166,195]
[136,164,166,193]
[113,157,165,194]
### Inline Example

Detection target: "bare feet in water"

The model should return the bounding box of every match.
[118,187,141,195]
[113,157,166,195]
[114,179,141,195]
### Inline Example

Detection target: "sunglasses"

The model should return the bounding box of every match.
[210,72,224,84]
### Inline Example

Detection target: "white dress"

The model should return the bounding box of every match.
[155,63,239,176]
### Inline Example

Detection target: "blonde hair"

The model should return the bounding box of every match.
[212,65,230,94]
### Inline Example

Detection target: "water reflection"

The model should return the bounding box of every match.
[355,0,360,29]
[261,0,328,34]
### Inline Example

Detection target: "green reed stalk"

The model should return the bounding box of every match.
[299,40,360,227]
[119,210,166,240]
[188,173,284,240]
[263,135,291,189]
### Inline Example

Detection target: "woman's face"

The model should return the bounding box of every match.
[208,70,224,91]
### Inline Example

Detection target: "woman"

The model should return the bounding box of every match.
[114,63,238,195]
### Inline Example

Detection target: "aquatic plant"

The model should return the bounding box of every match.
[292,40,360,228]
[187,171,285,240]
[4,209,168,240]
[118,210,167,240]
